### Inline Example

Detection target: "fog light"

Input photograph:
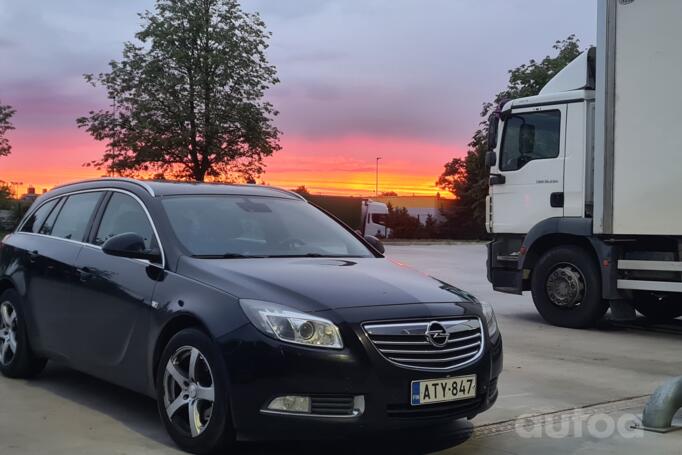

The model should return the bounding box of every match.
[267,395,311,413]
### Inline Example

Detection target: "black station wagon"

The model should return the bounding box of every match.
[0,178,502,454]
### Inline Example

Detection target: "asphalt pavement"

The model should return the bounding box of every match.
[1,243,681,454]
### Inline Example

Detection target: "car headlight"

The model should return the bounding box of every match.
[481,302,499,338]
[239,300,343,349]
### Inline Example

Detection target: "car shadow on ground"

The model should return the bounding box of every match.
[237,424,473,455]
[27,363,474,454]
[26,363,177,448]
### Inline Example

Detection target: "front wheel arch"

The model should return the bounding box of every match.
[152,314,213,386]
[523,234,599,290]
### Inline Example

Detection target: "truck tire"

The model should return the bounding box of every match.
[633,292,682,322]
[531,246,607,328]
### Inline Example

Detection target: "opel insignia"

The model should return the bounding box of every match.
[0,178,502,454]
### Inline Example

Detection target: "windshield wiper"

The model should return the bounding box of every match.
[191,253,266,259]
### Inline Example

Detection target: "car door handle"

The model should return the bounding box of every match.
[77,267,94,282]
[28,250,39,263]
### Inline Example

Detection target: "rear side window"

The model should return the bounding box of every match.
[500,110,561,171]
[21,199,59,233]
[39,198,65,235]
[94,193,156,249]
[48,192,103,241]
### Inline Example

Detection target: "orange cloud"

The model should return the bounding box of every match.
[0,129,463,198]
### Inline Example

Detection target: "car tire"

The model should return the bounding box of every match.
[156,328,233,455]
[633,292,682,322]
[531,246,607,329]
[0,289,47,378]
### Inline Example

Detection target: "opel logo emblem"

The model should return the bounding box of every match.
[425,321,449,348]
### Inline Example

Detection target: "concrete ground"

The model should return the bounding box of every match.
[1,243,681,454]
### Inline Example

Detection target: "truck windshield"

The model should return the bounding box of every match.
[500,110,561,171]
[161,195,375,258]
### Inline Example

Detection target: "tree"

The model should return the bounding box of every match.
[78,0,280,182]
[0,102,15,157]
[386,204,421,239]
[293,185,310,197]
[438,36,583,239]
[0,182,11,206]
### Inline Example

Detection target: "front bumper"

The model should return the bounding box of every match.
[218,302,503,441]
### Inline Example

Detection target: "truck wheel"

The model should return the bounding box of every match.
[531,246,607,328]
[633,292,682,322]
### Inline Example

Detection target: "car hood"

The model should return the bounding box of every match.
[177,256,476,313]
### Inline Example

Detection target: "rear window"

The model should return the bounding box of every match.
[39,198,66,236]
[48,192,103,242]
[21,199,59,233]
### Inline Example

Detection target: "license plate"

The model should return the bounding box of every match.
[411,375,477,406]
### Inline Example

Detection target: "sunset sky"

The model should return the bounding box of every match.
[0,0,595,197]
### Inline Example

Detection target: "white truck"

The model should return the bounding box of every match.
[486,0,682,328]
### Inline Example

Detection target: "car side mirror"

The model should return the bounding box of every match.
[364,235,385,254]
[102,233,161,263]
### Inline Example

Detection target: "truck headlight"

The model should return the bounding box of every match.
[240,300,343,349]
[481,302,499,338]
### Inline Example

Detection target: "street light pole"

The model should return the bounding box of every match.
[375,157,382,196]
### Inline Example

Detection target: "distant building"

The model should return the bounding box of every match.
[20,186,39,204]
[373,194,454,224]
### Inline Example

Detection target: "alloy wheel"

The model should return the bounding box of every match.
[0,301,18,366]
[162,346,216,438]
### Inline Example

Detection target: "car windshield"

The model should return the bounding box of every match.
[161,195,375,258]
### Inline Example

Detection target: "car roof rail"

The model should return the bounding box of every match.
[52,177,156,197]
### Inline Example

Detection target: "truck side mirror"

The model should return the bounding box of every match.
[487,113,500,150]
[485,151,497,168]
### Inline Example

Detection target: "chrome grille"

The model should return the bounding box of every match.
[363,319,484,371]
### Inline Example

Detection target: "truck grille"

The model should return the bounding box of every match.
[363,319,484,371]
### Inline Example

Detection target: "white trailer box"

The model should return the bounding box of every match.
[596,0,682,235]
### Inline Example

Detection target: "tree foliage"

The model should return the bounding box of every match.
[77,0,280,182]
[0,182,11,203]
[0,101,15,157]
[292,185,310,197]
[438,36,583,239]
[385,204,442,239]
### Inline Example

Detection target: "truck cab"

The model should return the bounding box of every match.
[486,0,682,328]
[487,49,596,296]
[362,200,390,238]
